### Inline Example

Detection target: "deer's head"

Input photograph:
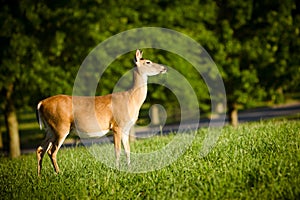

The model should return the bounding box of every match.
[134,49,167,76]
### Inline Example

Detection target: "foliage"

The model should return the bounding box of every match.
[0,120,299,199]
[1,0,299,110]
[0,0,299,155]
[0,0,107,106]
[211,0,300,108]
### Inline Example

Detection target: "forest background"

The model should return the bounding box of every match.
[0,0,299,157]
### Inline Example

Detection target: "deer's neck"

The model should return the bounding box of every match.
[129,69,148,108]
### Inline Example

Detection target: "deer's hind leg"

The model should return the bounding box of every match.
[47,126,69,174]
[36,129,55,176]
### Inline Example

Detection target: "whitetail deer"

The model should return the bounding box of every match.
[36,50,167,175]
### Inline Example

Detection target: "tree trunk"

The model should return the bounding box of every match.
[4,84,21,158]
[0,125,3,149]
[229,103,238,127]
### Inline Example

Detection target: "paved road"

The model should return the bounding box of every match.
[238,103,300,122]
[133,102,300,137]
[22,102,300,153]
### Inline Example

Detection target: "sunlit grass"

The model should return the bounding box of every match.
[0,119,299,199]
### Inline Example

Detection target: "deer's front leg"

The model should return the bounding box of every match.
[113,131,121,169]
[122,131,130,166]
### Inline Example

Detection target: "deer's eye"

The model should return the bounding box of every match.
[146,61,151,64]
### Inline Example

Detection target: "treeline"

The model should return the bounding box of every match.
[1,0,299,157]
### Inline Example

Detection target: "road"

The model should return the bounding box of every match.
[133,102,300,137]
[22,102,300,153]
[238,103,300,122]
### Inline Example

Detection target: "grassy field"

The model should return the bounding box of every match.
[0,119,299,199]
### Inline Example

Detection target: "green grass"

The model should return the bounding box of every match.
[0,119,299,199]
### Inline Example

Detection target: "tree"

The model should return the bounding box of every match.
[0,1,49,157]
[1,0,298,156]
[0,1,42,157]
[210,0,265,126]
[253,0,300,102]
[0,0,106,157]
[210,0,299,126]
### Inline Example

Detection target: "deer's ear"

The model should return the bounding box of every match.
[135,49,143,63]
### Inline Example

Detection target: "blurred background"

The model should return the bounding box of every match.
[0,0,299,157]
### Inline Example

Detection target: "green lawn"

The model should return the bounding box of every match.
[0,119,299,199]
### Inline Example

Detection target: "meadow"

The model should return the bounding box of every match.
[0,119,299,199]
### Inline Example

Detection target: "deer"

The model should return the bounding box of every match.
[36,50,167,176]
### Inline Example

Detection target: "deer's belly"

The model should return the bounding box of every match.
[77,129,110,138]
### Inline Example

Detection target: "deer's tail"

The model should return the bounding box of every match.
[36,102,43,130]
